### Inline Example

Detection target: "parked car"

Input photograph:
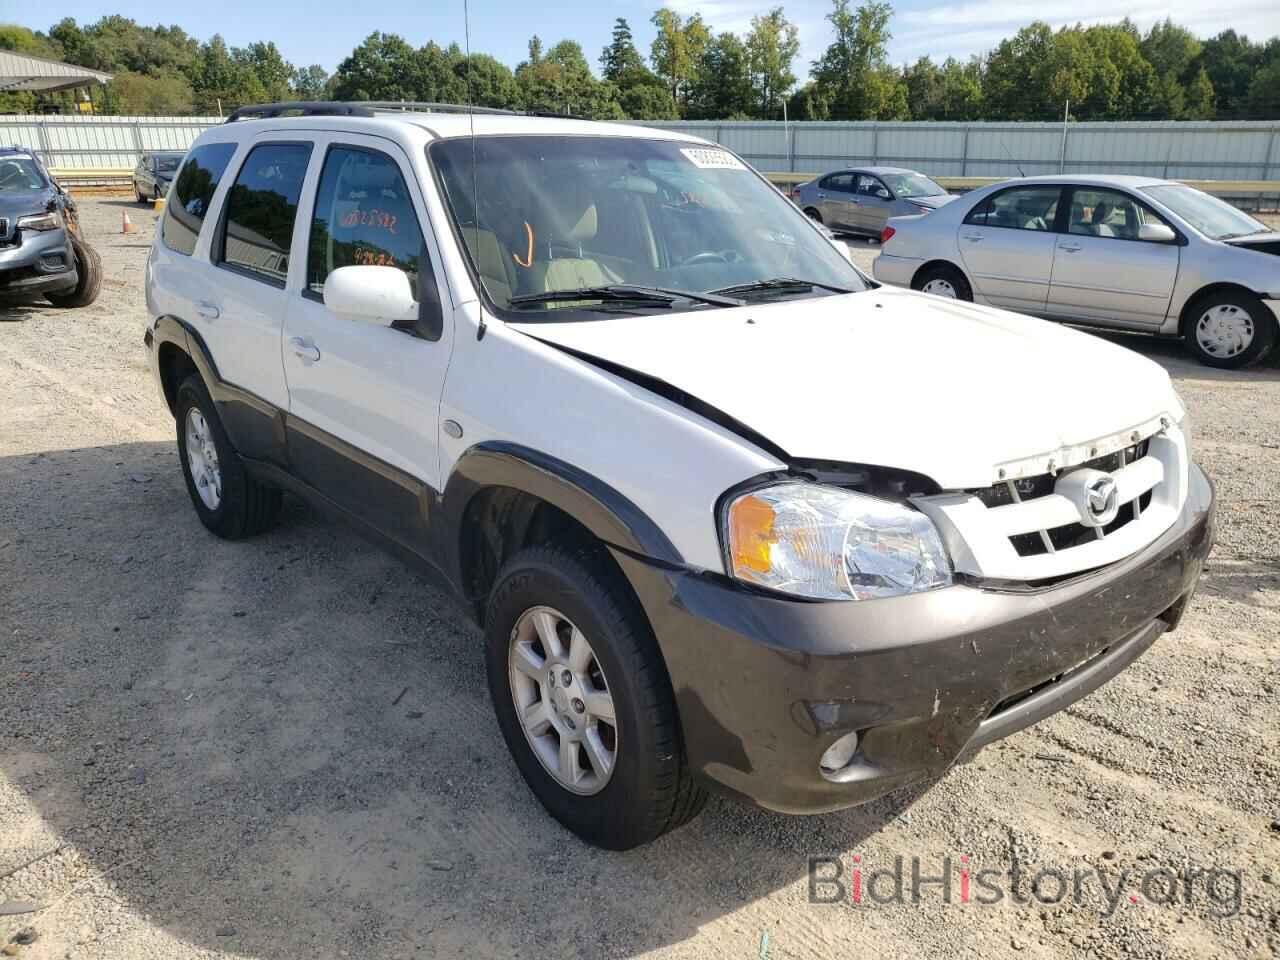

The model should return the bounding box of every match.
[133,150,185,203]
[792,166,955,238]
[874,174,1280,369]
[144,103,1214,850]
[0,146,102,307]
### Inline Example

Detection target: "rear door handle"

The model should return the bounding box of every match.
[195,300,220,319]
[289,337,321,363]
[962,233,984,243]
[1058,242,1083,253]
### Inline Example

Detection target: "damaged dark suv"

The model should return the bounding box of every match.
[0,146,101,307]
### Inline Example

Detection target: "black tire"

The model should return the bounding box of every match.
[912,262,973,301]
[135,184,147,203]
[804,207,823,224]
[1181,290,1277,369]
[174,374,282,539]
[484,543,706,850]
[45,235,102,308]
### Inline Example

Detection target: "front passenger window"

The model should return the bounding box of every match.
[306,147,424,300]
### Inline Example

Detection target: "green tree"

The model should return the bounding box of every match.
[516,39,622,119]
[291,64,330,100]
[903,56,943,119]
[235,41,294,102]
[193,35,267,113]
[330,32,420,102]
[811,0,905,119]
[1183,65,1216,118]
[689,32,754,119]
[455,53,519,110]
[938,57,983,120]
[746,8,800,118]
[1246,60,1280,118]
[1197,30,1262,118]
[600,17,645,82]
[649,9,710,111]
[102,70,194,114]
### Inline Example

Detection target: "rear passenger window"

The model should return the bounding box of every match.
[966,187,1061,232]
[162,142,236,256]
[306,146,423,299]
[217,142,312,286]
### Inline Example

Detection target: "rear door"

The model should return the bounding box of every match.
[281,134,454,545]
[854,174,894,235]
[1045,187,1180,328]
[816,173,856,229]
[957,185,1064,314]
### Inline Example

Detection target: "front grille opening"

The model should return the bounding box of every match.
[1009,488,1155,558]
[988,644,1112,718]
[971,441,1148,510]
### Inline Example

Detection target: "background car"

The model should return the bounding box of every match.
[0,146,101,307]
[133,150,185,203]
[791,166,955,239]
[873,174,1280,369]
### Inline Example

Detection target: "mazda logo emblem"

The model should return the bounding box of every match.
[1085,475,1119,525]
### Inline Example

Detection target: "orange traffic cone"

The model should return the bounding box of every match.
[122,210,133,234]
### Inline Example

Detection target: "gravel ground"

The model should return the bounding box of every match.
[1,199,1278,960]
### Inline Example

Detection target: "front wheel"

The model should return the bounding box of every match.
[912,262,973,301]
[45,235,102,308]
[484,544,706,849]
[804,207,823,224]
[1183,291,1277,369]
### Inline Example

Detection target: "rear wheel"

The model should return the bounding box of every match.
[484,543,706,849]
[45,235,102,308]
[1183,290,1277,369]
[175,374,281,539]
[913,262,973,301]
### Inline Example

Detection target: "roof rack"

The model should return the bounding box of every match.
[224,100,592,124]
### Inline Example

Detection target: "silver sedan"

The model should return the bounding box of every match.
[873,174,1280,369]
[791,166,955,240]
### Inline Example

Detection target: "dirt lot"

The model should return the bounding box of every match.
[1,198,1278,960]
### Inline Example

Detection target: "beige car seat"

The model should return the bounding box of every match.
[461,227,519,304]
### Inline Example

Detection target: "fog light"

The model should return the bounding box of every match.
[819,731,860,774]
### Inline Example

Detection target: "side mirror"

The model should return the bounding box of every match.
[876,188,891,200]
[1139,223,1177,244]
[323,265,418,327]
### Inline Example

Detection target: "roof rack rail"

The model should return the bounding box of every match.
[224,101,376,123]
[363,101,520,116]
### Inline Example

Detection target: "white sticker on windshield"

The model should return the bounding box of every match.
[680,148,748,171]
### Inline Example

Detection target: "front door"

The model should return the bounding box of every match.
[281,135,455,549]
[957,185,1064,314]
[854,174,894,235]
[1045,187,1180,328]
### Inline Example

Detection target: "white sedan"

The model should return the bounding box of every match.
[873,174,1280,369]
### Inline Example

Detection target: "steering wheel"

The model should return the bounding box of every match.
[682,250,741,266]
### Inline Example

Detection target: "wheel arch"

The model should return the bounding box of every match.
[911,258,971,291]
[442,443,683,623]
[1177,282,1275,334]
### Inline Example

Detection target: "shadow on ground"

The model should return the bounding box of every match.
[0,440,927,959]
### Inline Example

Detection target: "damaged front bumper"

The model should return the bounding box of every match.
[612,463,1215,814]
[0,227,78,296]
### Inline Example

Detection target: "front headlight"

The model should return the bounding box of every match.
[723,482,952,600]
[17,211,61,232]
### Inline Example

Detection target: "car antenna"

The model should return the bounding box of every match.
[999,140,1026,178]
[463,0,486,341]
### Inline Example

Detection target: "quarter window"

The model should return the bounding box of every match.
[162,142,236,256]
[1067,188,1172,242]
[217,142,313,285]
[306,147,424,299]
[965,187,1061,232]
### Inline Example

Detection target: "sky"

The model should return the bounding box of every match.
[9,0,1280,80]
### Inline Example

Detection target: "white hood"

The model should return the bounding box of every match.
[513,287,1184,490]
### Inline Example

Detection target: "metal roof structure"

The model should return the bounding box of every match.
[0,50,112,94]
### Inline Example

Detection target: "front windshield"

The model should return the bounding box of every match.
[1141,183,1267,240]
[0,157,47,192]
[155,155,183,174]
[880,172,945,198]
[431,135,867,318]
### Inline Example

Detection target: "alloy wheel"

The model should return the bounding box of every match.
[185,407,223,510]
[508,605,618,795]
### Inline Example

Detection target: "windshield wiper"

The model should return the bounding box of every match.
[508,284,743,310]
[711,276,855,297]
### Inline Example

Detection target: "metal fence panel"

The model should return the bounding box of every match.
[4,115,1278,185]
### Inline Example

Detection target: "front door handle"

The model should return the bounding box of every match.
[1058,242,1083,253]
[289,337,321,363]
[196,300,220,319]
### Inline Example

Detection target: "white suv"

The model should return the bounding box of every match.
[145,102,1215,850]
